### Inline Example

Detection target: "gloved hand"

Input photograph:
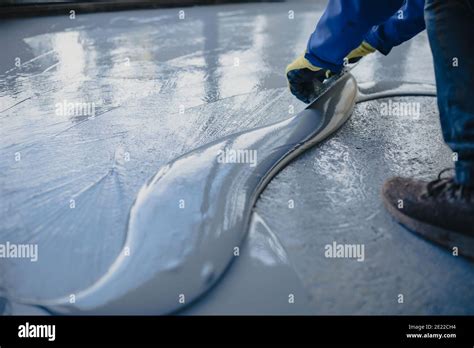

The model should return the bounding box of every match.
[286,42,376,104]
[346,41,376,63]
[286,54,332,104]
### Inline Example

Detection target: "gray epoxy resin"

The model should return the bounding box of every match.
[13,73,357,315]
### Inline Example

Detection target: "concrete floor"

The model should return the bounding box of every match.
[1,0,473,314]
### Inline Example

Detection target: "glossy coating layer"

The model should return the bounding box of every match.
[20,74,356,314]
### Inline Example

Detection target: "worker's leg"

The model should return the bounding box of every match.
[425,0,474,186]
[382,0,474,259]
[365,0,426,55]
[306,0,404,73]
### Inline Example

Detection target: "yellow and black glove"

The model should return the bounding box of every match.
[346,41,376,63]
[285,54,332,104]
[286,42,376,103]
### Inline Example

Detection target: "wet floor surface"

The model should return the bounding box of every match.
[1,0,473,314]
[255,96,474,314]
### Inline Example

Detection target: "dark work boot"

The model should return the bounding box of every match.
[382,168,474,259]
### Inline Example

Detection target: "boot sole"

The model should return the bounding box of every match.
[382,195,474,260]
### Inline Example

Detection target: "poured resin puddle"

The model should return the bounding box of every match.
[9,73,357,314]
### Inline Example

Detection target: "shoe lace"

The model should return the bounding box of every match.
[424,168,471,201]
